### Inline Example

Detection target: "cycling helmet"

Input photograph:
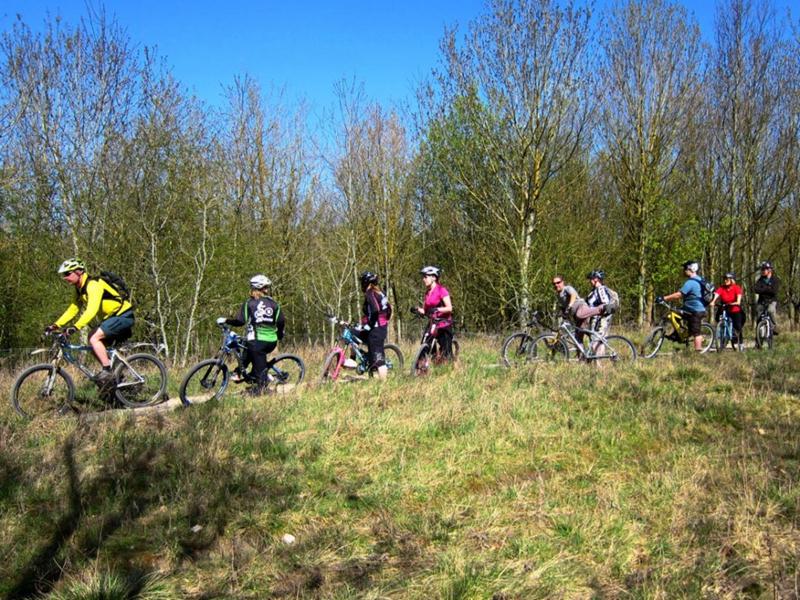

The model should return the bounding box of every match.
[760,261,773,270]
[724,272,736,280]
[587,270,605,281]
[682,261,699,273]
[420,265,441,279]
[360,271,379,288]
[250,274,272,289]
[57,258,86,274]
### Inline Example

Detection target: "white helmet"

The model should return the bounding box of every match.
[57,258,86,274]
[250,274,272,289]
[420,265,441,279]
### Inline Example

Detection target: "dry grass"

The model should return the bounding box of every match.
[1,334,799,598]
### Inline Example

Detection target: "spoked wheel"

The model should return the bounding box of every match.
[265,353,305,392]
[382,344,404,376]
[529,334,569,363]
[114,353,168,408]
[501,332,536,368]
[603,335,637,363]
[699,323,715,353]
[411,344,432,377]
[179,359,229,406]
[642,327,665,358]
[715,322,732,352]
[11,365,76,419]
[320,349,343,382]
[755,320,772,350]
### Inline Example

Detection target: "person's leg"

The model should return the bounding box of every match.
[768,301,779,334]
[246,341,269,393]
[437,327,453,359]
[367,327,388,380]
[689,312,704,351]
[731,311,745,347]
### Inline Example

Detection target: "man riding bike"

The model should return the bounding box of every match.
[753,261,780,335]
[659,261,706,352]
[48,258,135,390]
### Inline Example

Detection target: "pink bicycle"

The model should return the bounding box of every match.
[319,315,404,382]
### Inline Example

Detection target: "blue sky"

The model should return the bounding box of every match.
[2,1,797,113]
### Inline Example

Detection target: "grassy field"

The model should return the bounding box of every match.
[1,334,799,599]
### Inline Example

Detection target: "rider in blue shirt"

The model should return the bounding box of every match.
[660,261,707,352]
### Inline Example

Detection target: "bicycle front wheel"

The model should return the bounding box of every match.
[501,333,535,368]
[411,344,432,377]
[320,349,343,382]
[114,354,168,408]
[529,334,569,363]
[642,327,665,358]
[604,335,637,363]
[179,359,228,405]
[12,364,76,419]
[265,354,305,392]
[699,323,715,353]
[755,320,772,350]
[383,343,404,375]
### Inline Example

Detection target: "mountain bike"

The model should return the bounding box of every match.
[523,317,636,364]
[500,310,550,367]
[642,299,715,358]
[11,330,168,419]
[179,323,305,405]
[319,315,404,381]
[409,311,460,377]
[754,304,775,350]
[715,307,741,352]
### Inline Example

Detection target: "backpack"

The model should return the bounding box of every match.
[696,277,716,306]
[605,287,620,314]
[97,271,130,301]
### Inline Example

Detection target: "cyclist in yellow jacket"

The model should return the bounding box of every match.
[47,258,134,388]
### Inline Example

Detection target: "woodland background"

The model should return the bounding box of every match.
[1,0,799,365]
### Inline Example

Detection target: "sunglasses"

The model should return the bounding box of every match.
[552,280,563,286]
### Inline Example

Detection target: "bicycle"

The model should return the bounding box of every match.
[179,322,305,405]
[500,310,552,367]
[11,330,168,419]
[642,299,715,358]
[754,304,775,350]
[524,317,637,364]
[319,315,404,381]
[409,311,460,377]
[714,306,742,352]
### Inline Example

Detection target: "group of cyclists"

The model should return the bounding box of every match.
[45,259,455,395]
[44,255,783,398]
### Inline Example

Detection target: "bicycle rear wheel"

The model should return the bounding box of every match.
[529,334,569,363]
[383,343,404,376]
[501,332,535,368]
[114,353,168,408]
[603,335,637,363]
[320,349,343,382]
[265,353,305,392]
[11,364,76,419]
[642,327,665,358]
[179,359,229,405]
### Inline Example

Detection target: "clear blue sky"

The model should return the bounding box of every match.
[2,1,797,112]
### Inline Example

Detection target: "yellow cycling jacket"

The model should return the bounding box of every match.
[55,273,133,330]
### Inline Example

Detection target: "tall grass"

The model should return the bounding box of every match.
[1,335,798,598]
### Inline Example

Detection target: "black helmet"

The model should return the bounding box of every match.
[760,261,773,270]
[724,272,736,280]
[360,271,379,289]
[587,270,604,281]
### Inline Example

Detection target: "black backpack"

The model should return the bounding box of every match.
[97,271,131,301]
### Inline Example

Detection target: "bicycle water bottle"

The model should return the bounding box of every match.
[225,331,238,349]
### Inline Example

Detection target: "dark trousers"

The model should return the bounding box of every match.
[244,340,277,387]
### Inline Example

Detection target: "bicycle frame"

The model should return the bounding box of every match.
[323,317,371,378]
[557,322,616,361]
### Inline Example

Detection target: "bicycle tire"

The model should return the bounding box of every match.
[699,323,715,353]
[264,353,305,392]
[179,359,229,406]
[603,335,637,363]
[529,333,569,363]
[383,343,404,375]
[11,364,76,419]
[114,353,168,408]
[501,332,536,368]
[410,343,432,377]
[716,318,734,352]
[642,327,665,358]
[755,319,772,350]
[320,349,343,382]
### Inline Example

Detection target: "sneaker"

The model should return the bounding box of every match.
[93,369,117,392]
[231,370,245,383]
